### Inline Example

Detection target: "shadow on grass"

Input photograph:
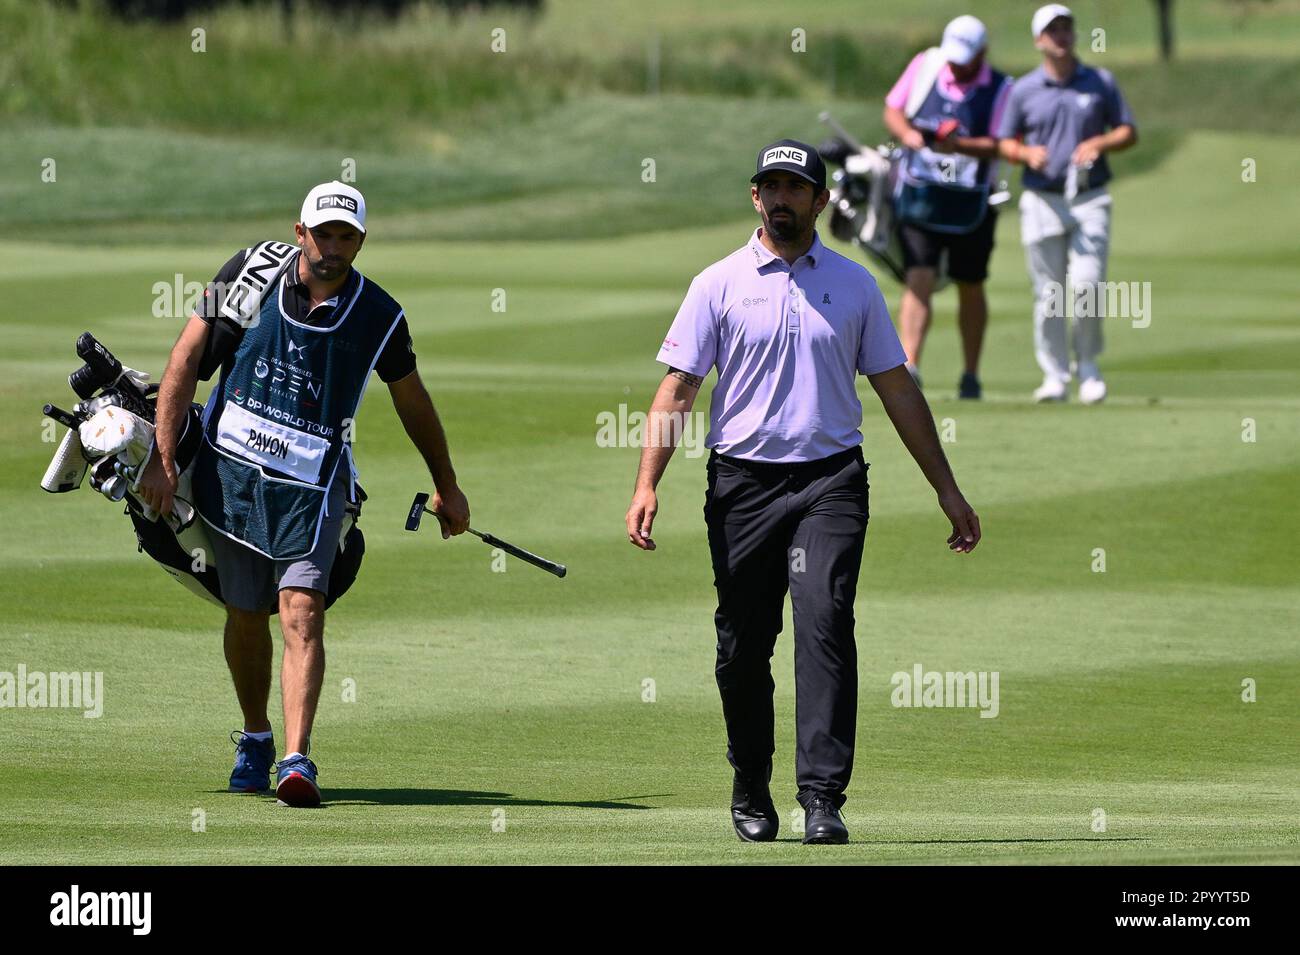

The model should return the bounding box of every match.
[856,837,1147,846]
[769,836,1146,845]
[300,788,669,810]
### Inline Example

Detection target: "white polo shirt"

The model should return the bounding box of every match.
[657,228,906,463]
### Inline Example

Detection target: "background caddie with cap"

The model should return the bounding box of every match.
[135,181,471,807]
[882,14,1013,400]
[997,4,1138,404]
[625,140,981,845]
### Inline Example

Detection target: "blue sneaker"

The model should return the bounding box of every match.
[228,730,275,794]
[275,753,321,807]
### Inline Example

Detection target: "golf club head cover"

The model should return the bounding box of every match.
[41,428,88,493]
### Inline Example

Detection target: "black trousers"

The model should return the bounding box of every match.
[704,446,869,808]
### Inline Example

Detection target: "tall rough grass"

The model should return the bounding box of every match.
[4,0,1297,148]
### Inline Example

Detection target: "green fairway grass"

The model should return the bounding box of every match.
[2,0,1297,865]
[2,97,1297,863]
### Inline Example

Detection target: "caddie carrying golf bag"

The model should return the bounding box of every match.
[40,333,365,613]
[816,109,1010,288]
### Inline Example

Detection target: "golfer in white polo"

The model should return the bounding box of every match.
[996,4,1138,403]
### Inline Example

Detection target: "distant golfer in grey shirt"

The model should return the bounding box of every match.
[997,4,1137,404]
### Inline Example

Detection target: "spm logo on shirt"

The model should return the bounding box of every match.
[763,147,806,167]
[316,195,358,213]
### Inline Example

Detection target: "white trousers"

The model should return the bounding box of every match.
[1019,188,1112,381]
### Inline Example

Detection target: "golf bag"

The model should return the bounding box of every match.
[818,122,910,284]
[817,111,1010,287]
[40,333,366,613]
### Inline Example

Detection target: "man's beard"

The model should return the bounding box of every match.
[766,207,804,242]
[308,253,347,281]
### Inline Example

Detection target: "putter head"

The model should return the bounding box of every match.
[405,492,430,532]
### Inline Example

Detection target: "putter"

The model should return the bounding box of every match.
[405,492,567,579]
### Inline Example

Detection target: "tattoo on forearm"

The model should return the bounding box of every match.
[668,368,703,388]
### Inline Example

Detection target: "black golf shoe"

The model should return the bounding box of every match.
[731,763,779,842]
[801,793,849,845]
[958,371,982,400]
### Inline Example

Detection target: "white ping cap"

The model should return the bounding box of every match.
[300,180,366,234]
[939,15,988,66]
[1031,4,1074,38]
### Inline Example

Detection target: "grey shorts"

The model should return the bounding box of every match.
[209,478,347,613]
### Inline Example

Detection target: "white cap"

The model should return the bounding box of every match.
[300,180,366,234]
[1031,4,1073,38]
[939,15,987,66]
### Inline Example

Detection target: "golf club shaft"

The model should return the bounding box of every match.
[425,506,566,578]
[818,110,867,153]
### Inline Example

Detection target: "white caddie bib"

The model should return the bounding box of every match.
[215,401,330,485]
[910,148,981,188]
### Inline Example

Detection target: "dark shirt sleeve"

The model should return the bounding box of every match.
[375,315,417,383]
[196,248,251,381]
[1100,70,1137,129]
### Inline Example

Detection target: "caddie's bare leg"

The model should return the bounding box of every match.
[279,587,325,756]
[225,607,272,734]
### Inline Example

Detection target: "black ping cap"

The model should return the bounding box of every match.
[750,138,826,191]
